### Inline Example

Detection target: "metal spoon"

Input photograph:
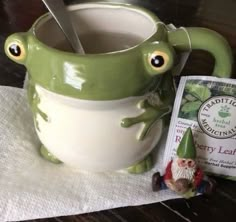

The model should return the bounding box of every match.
[42,0,85,54]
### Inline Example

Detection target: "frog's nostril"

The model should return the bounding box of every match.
[9,44,21,57]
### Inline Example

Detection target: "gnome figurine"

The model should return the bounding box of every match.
[152,127,216,198]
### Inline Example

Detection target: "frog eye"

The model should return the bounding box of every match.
[142,41,176,76]
[7,42,26,61]
[149,51,169,71]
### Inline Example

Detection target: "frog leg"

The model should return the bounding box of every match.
[27,80,61,164]
[27,81,49,132]
[127,154,153,174]
[121,100,171,140]
[40,145,62,164]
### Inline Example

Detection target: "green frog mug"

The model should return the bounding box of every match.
[4,3,233,173]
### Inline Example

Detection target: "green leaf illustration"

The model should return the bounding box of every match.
[187,110,198,120]
[185,83,211,102]
[185,94,197,101]
[181,98,187,105]
[181,101,202,114]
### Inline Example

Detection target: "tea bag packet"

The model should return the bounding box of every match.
[164,76,236,180]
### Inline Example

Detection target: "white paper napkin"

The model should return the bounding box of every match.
[0,86,179,221]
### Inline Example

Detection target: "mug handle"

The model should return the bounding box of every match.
[168,27,233,77]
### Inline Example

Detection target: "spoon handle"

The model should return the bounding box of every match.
[42,0,85,54]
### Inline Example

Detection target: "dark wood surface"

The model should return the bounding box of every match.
[0,0,235,221]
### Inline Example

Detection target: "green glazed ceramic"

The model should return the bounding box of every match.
[4,3,233,173]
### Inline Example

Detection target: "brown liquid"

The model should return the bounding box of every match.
[55,32,143,53]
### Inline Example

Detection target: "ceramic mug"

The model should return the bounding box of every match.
[4,3,233,173]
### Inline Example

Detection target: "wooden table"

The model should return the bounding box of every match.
[0,0,235,221]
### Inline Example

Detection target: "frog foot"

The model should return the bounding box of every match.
[121,100,171,140]
[127,154,153,174]
[40,145,62,164]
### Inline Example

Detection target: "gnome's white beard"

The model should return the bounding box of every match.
[171,158,196,181]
